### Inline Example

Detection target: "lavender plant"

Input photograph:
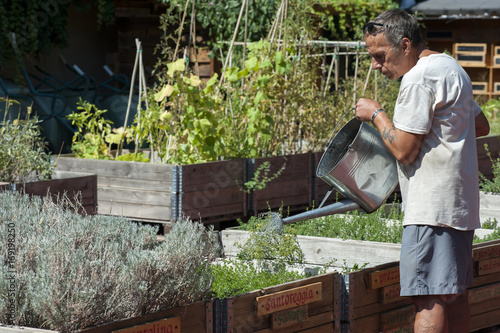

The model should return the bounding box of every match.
[0,192,220,332]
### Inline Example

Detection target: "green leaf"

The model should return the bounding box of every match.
[167,58,186,77]
[253,91,267,105]
[244,57,259,71]
[224,67,240,82]
[197,118,213,135]
[183,74,202,87]
[202,73,219,94]
[154,84,174,101]
[257,75,270,88]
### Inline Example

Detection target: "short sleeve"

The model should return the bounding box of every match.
[393,83,435,135]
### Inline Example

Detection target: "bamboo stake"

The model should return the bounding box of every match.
[323,50,336,97]
[353,42,360,104]
[218,0,248,90]
[191,0,200,76]
[334,46,339,92]
[267,0,284,57]
[362,65,373,96]
[173,0,191,62]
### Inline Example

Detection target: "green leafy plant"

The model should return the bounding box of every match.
[66,99,115,159]
[210,259,306,299]
[288,203,404,244]
[312,0,398,41]
[242,161,286,193]
[479,97,500,135]
[0,98,52,183]
[479,143,500,193]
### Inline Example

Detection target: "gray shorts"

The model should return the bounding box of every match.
[399,225,474,296]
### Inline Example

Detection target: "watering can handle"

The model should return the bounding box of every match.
[325,107,357,149]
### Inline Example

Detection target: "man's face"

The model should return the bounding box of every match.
[366,33,406,80]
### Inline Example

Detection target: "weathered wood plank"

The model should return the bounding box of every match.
[98,201,171,221]
[80,300,209,333]
[0,175,98,216]
[230,273,337,332]
[55,157,174,181]
[221,230,401,268]
[470,308,500,332]
[98,187,171,206]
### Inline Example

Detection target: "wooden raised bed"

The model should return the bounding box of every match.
[0,174,97,215]
[252,152,315,216]
[50,135,499,228]
[342,239,500,332]
[477,135,500,181]
[221,229,401,269]
[221,272,340,333]
[81,299,211,333]
[53,157,248,229]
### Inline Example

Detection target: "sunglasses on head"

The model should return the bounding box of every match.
[363,22,387,34]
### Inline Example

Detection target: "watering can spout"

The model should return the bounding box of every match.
[266,199,360,233]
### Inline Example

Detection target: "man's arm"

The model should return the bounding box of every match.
[356,98,423,165]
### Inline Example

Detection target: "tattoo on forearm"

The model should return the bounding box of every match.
[382,125,396,144]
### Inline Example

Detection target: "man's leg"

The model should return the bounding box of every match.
[412,295,447,333]
[412,293,470,333]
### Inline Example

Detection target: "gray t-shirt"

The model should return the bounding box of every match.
[393,53,481,231]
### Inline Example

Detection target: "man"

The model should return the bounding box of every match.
[355,8,490,333]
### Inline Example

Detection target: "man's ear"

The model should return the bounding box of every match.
[401,37,411,55]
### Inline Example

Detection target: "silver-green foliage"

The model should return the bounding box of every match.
[0,192,220,332]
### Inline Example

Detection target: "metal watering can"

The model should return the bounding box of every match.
[268,113,398,232]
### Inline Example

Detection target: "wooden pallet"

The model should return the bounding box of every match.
[472,81,488,94]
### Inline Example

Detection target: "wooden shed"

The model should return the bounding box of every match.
[408,0,500,102]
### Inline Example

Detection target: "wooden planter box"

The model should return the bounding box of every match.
[477,135,500,182]
[80,300,211,333]
[49,135,499,228]
[0,174,97,215]
[342,239,500,332]
[220,272,341,332]
[53,157,248,228]
[251,153,315,216]
[221,229,401,269]
[52,154,317,229]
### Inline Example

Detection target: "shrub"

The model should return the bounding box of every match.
[0,99,52,183]
[0,191,220,332]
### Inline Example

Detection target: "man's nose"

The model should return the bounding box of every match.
[372,58,382,70]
